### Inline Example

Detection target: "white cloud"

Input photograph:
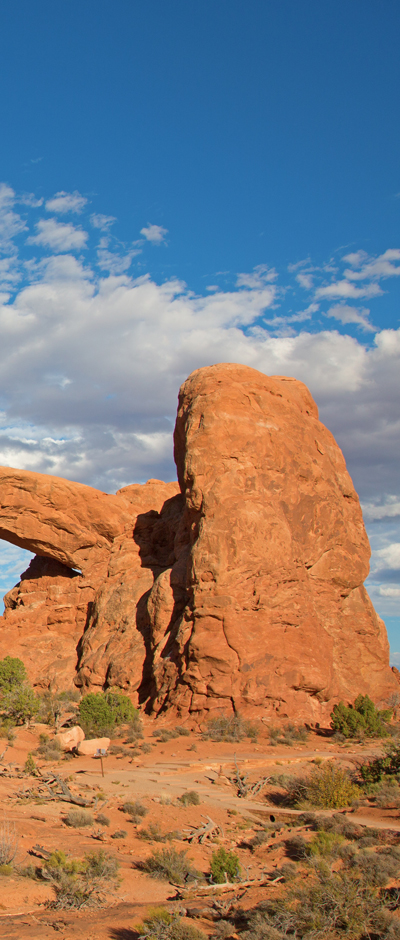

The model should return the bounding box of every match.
[96,247,140,274]
[344,249,400,281]
[140,223,168,244]
[236,265,278,288]
[27,218,88,252]
[315,280,382,300]
[296,273,313,289]
[325,304,375,332]
[90,213,116,231]
[362,497,400,521]
[0,184,27,252]
[374,544,400,570]
[45,190,87,214]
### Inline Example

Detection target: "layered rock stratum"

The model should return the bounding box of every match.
[0,363,396,723]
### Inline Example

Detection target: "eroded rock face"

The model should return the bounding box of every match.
[150,364,398,721]
[0,364,396,721]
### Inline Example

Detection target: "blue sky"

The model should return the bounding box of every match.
[0,1,399,657]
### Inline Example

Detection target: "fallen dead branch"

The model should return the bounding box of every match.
[183,814,224,843]
[229,755,270,798]
[173,875,282,899]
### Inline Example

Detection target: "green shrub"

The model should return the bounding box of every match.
[360,742,400,785]
[202,714,257,742]
[78,690,138,736]
[152,728,179,742]
[137,908,205,940]
[36,736,62,762]
[64,810,94,828]
[306,762,360,809]
[142,846,201,884]
[275,763,359,809]
[0,656,27,691]
[331,694,392,739]
[1,685,39,725]
[178,790,200,806]
[210,847,241,884]
[24,752,37,775]
[45,848,119,910]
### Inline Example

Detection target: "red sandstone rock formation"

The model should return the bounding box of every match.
[0,364,396,722]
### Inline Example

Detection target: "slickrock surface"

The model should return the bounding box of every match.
[0,363,396,721]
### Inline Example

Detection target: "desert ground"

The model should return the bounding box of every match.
[0,715,398,939]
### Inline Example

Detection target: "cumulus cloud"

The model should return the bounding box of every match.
[0,184,27,252]
[296,273,314,289]
[27,218,88,252]
[140,223,168,244]
[315,279,382,300]
[325,304,376,332]
[343,249,400,281]
[45,190,87,214]
[90,213,116,231]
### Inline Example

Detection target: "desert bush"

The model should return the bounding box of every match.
[141,846,201,884]
[203,714,257,743]
[1,684,39,725]
[267,724,308,747]
[137,908,206,940]
[360,742,400,786]
[121,800,148,823]
[64,810,94,828]
[331,694,392,739]
[373,781,400,808]
[176,726,191,737]
[111,829,127,839]
[95,813,110,827]
[273,763,359,809]
[210,847,241,884]
[36,735,62,762]
[178,790,200,806]
[142,742,153,753]
[152,728,179,742]
[0,820,18,865]
[24,752,37,774]
[306,762,360,808]
[78,690,138,736]
[240,865,400,940]
[138,822,179,843]
[0,656,27,691]
[306,830,345,858]
[45,848,119,910]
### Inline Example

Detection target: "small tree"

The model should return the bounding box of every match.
[331,694,391,738]
[1,685,39,725]
[78,690,138,736]
[0,656,27,692]
[210,847,240,884]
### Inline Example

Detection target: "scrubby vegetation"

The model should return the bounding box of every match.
[64,810,94,828]
[210,847,241,883]
[78,690,138,736]
[331,693,392,739]
[267,723,309,746]
[121,800,148,823]
[270,761,360,809]
[202,714,257,742]
[44,848,120,910]
[141,846,201,884]
[137,908,205,940]
[178,790,200,806]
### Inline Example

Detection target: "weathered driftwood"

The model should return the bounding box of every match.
[29,844,52,860]
[173,875,282,899]
[229,755,270,798]
[183,814,224,844]
[17,773,93,806]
